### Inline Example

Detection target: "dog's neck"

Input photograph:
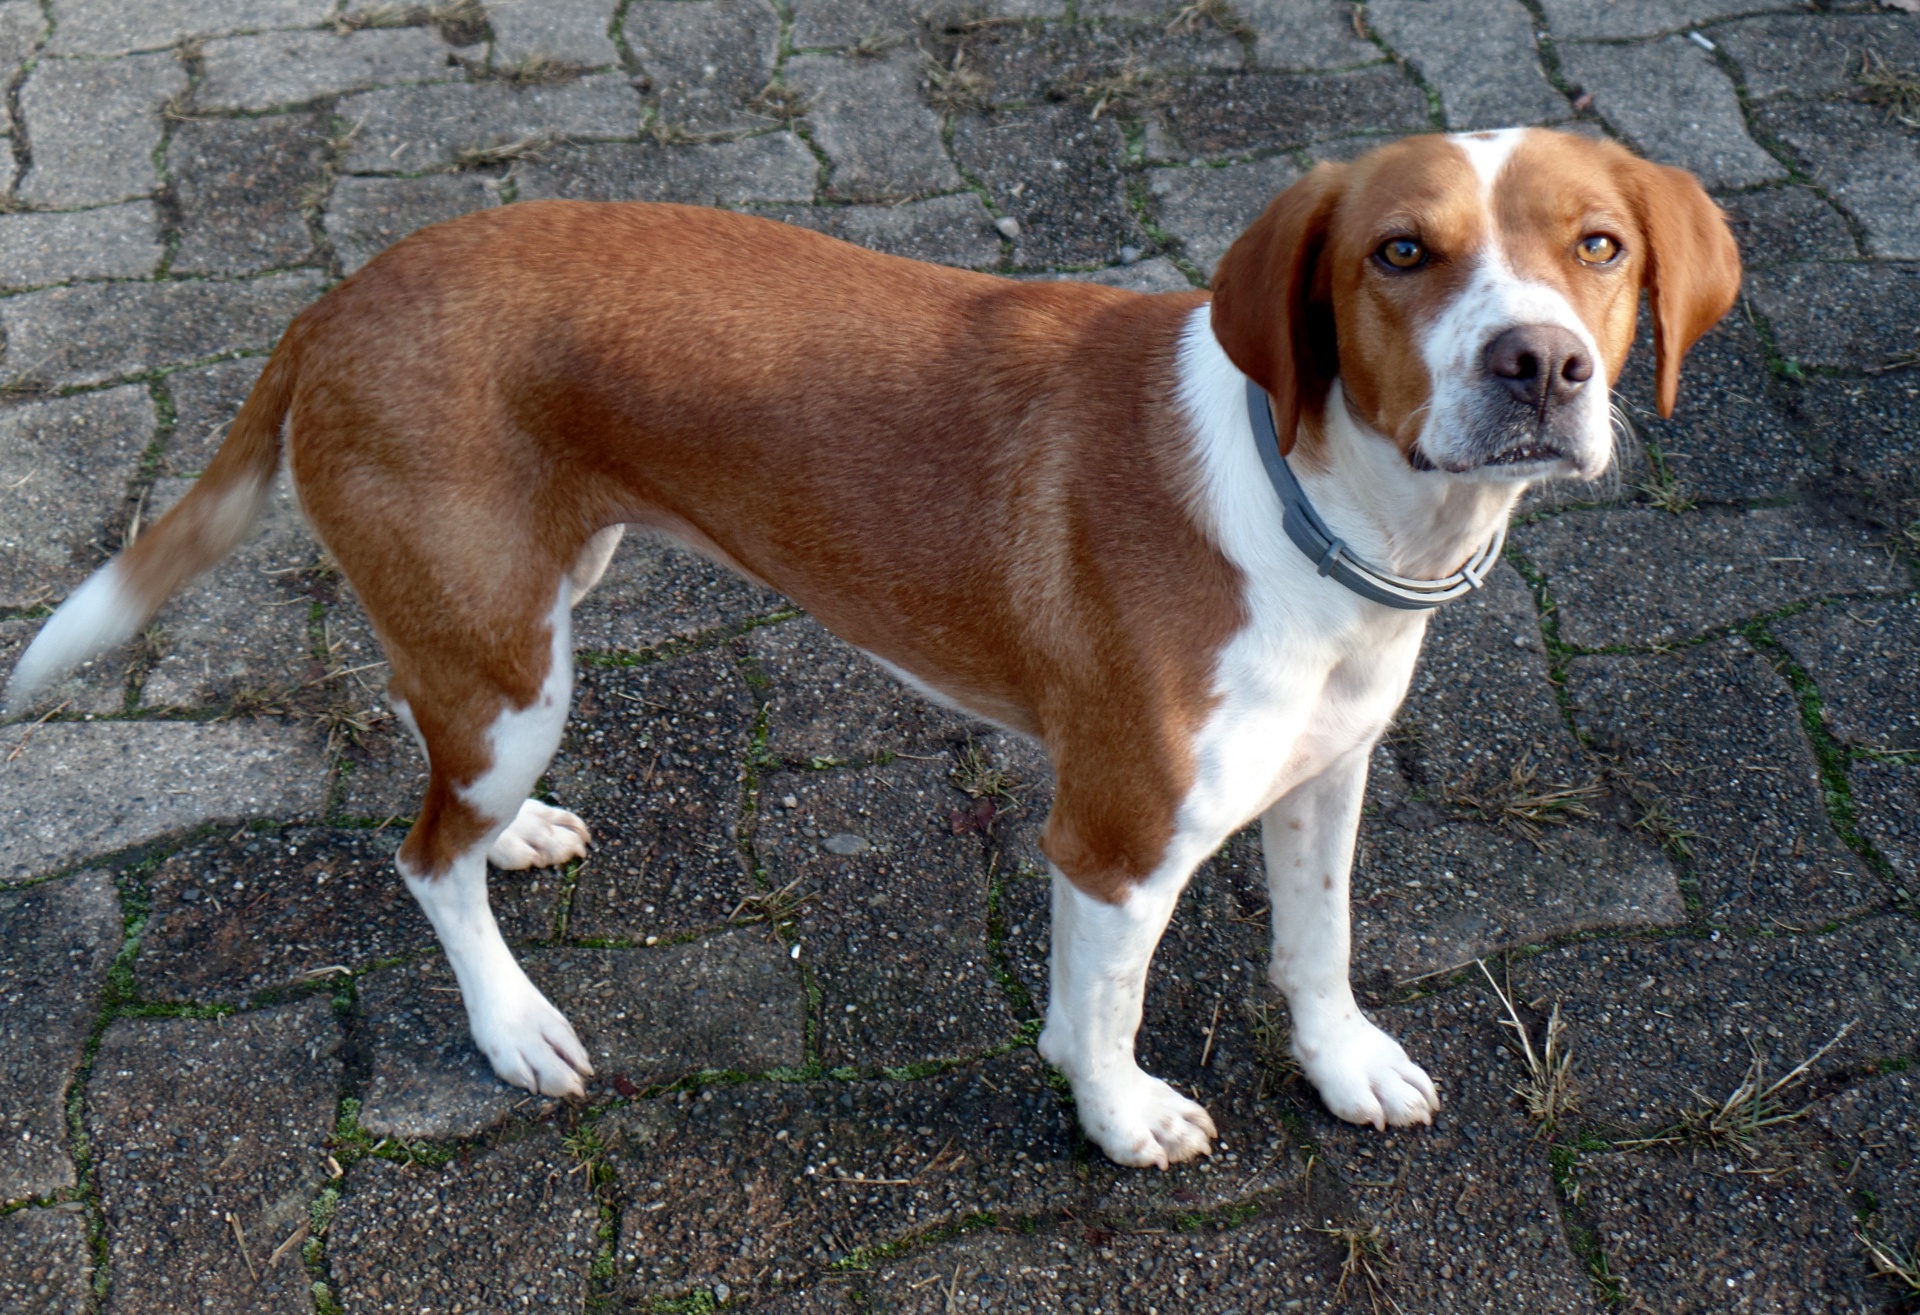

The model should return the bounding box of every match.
[1294,382,1526,582]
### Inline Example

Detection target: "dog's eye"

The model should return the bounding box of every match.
[1575,234,1620,265]
[1378,238,1426,270]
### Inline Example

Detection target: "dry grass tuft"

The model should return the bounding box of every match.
[1166,0,1253,40]
[727,876,813,928]
[1637,461,1695,514]
[1860,1228,1920,1298]
[1082,60,1163,120]
[332,0,485,40]
[950,740,1018,801]
[749,79,813,122]
[492,54,581,87]
[1619,1021,1854,1157]
[1312,1222,1401,1314]
[1446,755,1603,847]
[1858,49,1920,124]
[925,47,990,115]
[849,30,906,58]
[1479,960,1580,1134]
[455,133,556,167]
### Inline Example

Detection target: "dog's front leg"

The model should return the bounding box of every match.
[1038,863,1217,1168]
[1263,748,1439,1129]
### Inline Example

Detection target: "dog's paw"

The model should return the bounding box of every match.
[488,799,590,870]
[1071,1067,1218,1169]
[469,984,594,1099]
[1294,1016,1439,1130]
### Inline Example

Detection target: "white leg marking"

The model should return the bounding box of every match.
[1264,750,1439,1129]
[487,798,591,870]
[568,524,625,603]
[1039,865,1217,1168]
[406,582,593,1098]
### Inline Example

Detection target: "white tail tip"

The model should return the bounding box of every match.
[5,561,141,716]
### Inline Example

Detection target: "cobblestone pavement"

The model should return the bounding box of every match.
[1,0,1917,1311]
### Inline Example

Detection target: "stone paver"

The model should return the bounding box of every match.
[1559,36,1787,191]
[1,2,1916,1309]
[0,721,329,882]
[0,1208,91,1315]
[0,869,118,1202]
[90,997,341,1314]
[0,203,162,290]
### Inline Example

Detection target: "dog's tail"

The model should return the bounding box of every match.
[5,342,299,715]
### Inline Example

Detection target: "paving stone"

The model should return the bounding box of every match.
[0,387,153,608]
[1751,262,1920,373]
[1816,1068,1920,1252]
[0,1208,91,1315]
[1756,99,1920,261]
[45,0,331,56]
[134,476,319,708]
[0,869,117,1201]
[1353,752,1684,981]
[0,2,47,111]
[1609,314,1818,504]
[0,269,326,390]
[337,73,645,173]
[764,1212,1342,1314]
[602,1050,1078,1303]
[1148,66,1430,160]
[626,0,781,138]
[0,201,163,289]
[1147,156,1301,277]
[195,25,459,111]
[1716,12,1920,102]
[1559,37,1786,191]
[1572,1134,1874,1312]
[1512,917,1920,1132]
[951,103,1142,268]
[163,355,265,473]
[746,616,973,764]
[766,193,1002,269]
[1240,0,1380,71]
[1565,638,1886,927]
[0,619,126,715]
[569,531,786,654]
[1038,256,1195,292]
[761,757,1019,1069]
[357,930,804,1138]
[1793,372,1920,506]
[1367,0,1567,130]
[789,52,963,200]
[90,997,341,1314]
[326,1131,594,1313]
[1853,759,1919,886]
[323,171,499,274]
[168,112,327,275]
[1718,184,1858,266]
[554,650,760,942]
[513,134,817,204]
[14,52,187,208]
[0,720,330,883]
[1513,504,1904,650]
[1771,596,1920,753]
[129,825,557,1005]
[1536,0,1798,41]
[488,0,620,69]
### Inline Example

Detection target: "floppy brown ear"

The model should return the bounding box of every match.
[1627,158,1742,419]
[1210,163,1346,456]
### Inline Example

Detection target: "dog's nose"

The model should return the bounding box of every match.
[1483,325,1592,410]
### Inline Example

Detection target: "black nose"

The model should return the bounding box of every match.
[1483,325,1592,411]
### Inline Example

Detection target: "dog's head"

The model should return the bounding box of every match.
[1210,129,1741,481]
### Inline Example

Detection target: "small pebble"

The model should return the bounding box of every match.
[824,832,869,855]
[780,794,799,809]
[994,215,1021,239]
[1118,245,1141,264]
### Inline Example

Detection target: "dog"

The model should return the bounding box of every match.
[8,127,1739,1168]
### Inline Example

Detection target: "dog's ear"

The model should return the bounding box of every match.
[1210,163,1346,456]
[1626,157,1742,418]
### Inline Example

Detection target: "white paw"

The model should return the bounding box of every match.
[1294,1015,1440,1130]
[1070,1067,1218,1169]
[468,983,594,1099]
[487,799,590,870]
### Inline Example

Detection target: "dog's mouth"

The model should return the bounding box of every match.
[1483,442,1567,467]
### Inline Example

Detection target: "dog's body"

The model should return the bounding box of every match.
[10,128,1738,1167]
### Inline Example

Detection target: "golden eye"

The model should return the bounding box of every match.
[1378,238,1426,269]
[1576,234,1620,265]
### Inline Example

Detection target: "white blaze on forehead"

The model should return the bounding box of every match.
[1447,128,1529,198]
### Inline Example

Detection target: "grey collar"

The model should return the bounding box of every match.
[1245,379,1503,611]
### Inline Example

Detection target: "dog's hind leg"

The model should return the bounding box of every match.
[388,577,592,1097]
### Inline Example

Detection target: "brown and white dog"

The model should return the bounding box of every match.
[9,128,1739,1167]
